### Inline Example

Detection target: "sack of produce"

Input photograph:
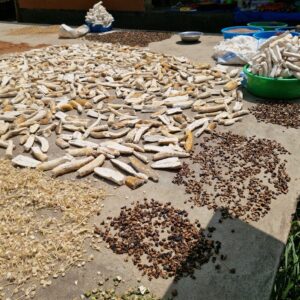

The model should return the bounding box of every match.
[213,36,258,65]
[85,1,114,28]
[59,24,89,39]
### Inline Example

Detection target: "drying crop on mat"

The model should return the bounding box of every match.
[0,43,249,190]
[173,131,290,222]
[85,31,173,47]
[0,160,104,299]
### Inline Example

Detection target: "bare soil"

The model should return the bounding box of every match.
[0,41,48,54]
[7,25,60,35]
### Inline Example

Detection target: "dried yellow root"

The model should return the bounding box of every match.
[184,130,193,153]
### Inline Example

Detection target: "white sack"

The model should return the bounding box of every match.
[59,24,89,39]
[85,1,114,27]
[213,36,258,65]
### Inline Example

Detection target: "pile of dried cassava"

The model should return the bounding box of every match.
[0,43,249,189]
[248,32,300,78]
[173,132,290,222]
[0,160,104,300]
[96,198,217,280]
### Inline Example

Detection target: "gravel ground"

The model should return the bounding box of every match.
[85,31,174,47]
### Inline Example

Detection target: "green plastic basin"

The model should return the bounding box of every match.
[247,21,288,31]
[243,65,300,100]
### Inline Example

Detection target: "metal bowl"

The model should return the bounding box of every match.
[179,31,203,42]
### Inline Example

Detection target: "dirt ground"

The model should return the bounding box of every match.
[0,40,47,54]
[0,23,299,300]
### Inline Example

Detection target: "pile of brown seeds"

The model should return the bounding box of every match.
[0,160,104,299]
[250,102,300,129]
[85,31,173,47]
[173,132,290,222]
[96,198,216,280]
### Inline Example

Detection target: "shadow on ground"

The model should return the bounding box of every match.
[242,88,300,105]
[175,41,202,46]
[163,210,285,300]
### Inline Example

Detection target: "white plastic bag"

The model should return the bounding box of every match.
[213,36,258,65]
[59,24,89,39]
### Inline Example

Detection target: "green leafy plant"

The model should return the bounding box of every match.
[272,200,300,300]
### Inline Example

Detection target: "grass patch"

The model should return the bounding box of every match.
[272,199,300,299]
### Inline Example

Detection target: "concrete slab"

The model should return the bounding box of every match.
[0,23,299,300]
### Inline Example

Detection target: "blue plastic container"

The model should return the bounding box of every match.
[221,26,263,39]
[254,31,300,40]
[275,26,297,32]
[253,31,280,40]
[277,31,300,36]
[86,22,113,33]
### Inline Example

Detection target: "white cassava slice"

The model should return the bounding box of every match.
[37,156,72,171]
[163,95,189,106]
[69,139,98,149]
[12,155,40,168]
[143,135,165,143]
[31,146,48,162]
[111,159,148,180]
[94,167,125,186]
[129,156,159,182]
[144,145,174,153]
[52,156,94,177]
[35,136,49,153]
[187,117,210,132]
[77,154,105,177]
[100,142,133,154]
[151,157,182,169]
[0,121,9,135]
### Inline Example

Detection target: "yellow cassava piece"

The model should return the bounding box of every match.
[184,130,193,153]
[224,80,238,91]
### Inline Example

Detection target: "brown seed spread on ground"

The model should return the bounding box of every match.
[0,160,104,299]
[173,132,290,222]
[85,31,173,47]
[7,25,60,35]
[250,102,300,129]
[0,41,48,55]
[97,198,217,280]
